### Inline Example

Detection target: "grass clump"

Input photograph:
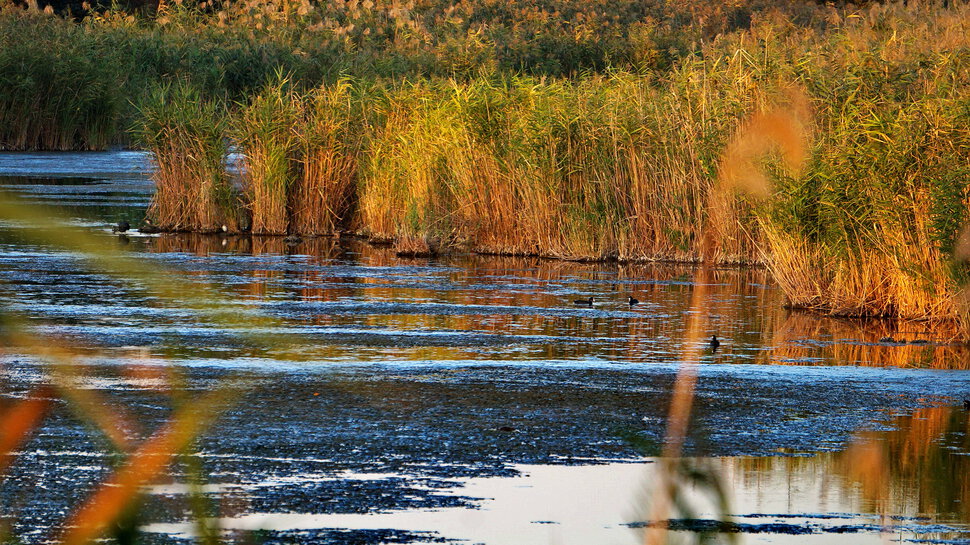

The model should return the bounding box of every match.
[752,3,970,323]
[0,9,125,150]
[353,72,762,261]
[135,82,237,232]
[292,79,366,236]
[236,77,301,235]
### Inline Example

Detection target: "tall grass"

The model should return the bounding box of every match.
[9,0,970,330]
[135,82,237,232]
[0,0,834,150]
[354,73,760,260]
[237,77,301,235]
[0,10,125,150]
[753,2,970,323]
[292,80,365,236]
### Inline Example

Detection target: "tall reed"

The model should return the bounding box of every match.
[135,82,237,232]
[291,79,364,236]
[753,2,970,323]
[353,72,763,261]
[237,77,301,235]
[0,9,125,150]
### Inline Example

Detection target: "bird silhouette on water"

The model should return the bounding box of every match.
[629,296,639,306]
[710,335,720,351]
[113,220,130,233]
[573,297,593,307]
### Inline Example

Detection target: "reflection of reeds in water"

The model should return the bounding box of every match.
[147,233,345,259]
[760,312,970,370]
[139,237,788,366]
[735,406,970,523]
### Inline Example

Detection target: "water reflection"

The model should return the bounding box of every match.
[713,406,970,543]
[126,233,969,370]
[139,408,970,545]
[2,216,968,369]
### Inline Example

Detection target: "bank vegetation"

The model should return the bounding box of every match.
[2,0,969,327]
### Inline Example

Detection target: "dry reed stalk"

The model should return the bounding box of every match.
[148,139,230,232]
[646,88,815,542]
[138,84,236,233]
[291,147,356,234]
[61,384,242,545]
[239,79,301,235]
[356,104,413,241]
[291,83,361,235]
[447,139,526,254]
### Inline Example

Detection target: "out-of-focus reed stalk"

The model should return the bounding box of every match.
[645,90,810,544]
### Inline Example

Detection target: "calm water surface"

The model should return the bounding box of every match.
[1,152,970,544]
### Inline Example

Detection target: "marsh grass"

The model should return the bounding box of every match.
[237,77,301,235]
[754,2,970,324]
[135,82,238,233]
[291,79,363,235]
[0,10,125,150]
[10,0,970,329]
[353,73,760,262]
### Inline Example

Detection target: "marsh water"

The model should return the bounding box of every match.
[1,152,970,544]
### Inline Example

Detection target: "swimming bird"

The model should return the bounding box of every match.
[573,297,593,306]
[709,335,720,350]
[628,296,639,306]
[113,220,130,233]
[138,218,160,234]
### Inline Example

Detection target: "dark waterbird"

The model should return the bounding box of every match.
[573,297,593,307]
[139,218,161,234]
[629,296,639,306]
[113,220,130,233]
[710,335,720,351]
[964,399,970,411]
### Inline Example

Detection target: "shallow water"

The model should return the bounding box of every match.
[1,151,969,544]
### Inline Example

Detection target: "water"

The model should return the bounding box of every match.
[1,151,969,544]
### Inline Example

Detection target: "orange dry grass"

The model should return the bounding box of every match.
[291,146,356,235]
[763,224,959,321]
[148,140,228,232]
[238,81,301,235]
[290,83,361,235]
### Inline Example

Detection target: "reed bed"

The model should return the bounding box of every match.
[0,10,125,150]
[291,80,364,235]
[11,0,970,330]
[237,78,301,235]
[753,2,970,323]
[135,83,237,232]
[354,73,761,261]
